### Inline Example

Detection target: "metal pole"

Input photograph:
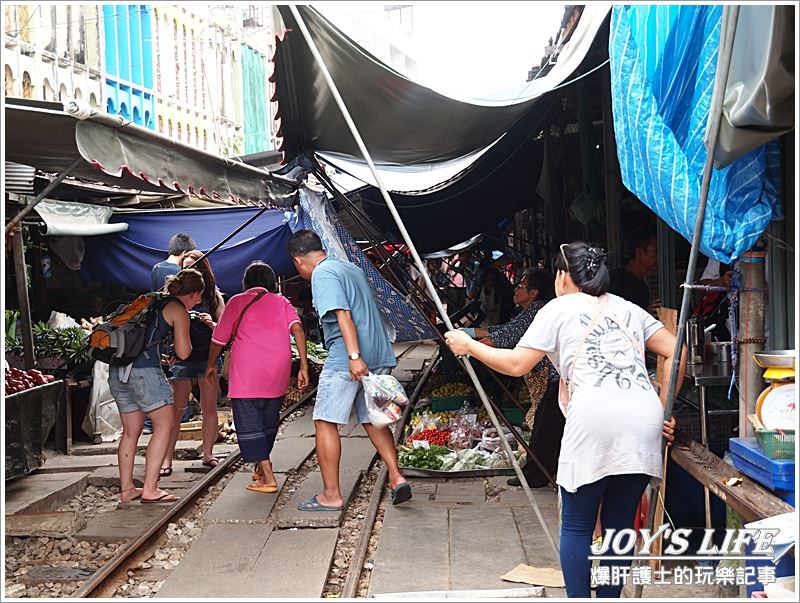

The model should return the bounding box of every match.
[634,5,740,596]
[289,5,559,559]
[4,157,83,235]
[314,165,557,488]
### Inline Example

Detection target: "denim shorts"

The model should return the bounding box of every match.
[313,366,391,425]
[109,366,173,414]
[170,359,219,381]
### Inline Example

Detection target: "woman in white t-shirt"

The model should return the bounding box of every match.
[445,242,683,598]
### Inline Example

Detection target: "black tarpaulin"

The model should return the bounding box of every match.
[272,5,612,253]
[273,4,610,167]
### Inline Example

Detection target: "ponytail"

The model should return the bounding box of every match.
[554,242,610,297]
[164,268,205,296]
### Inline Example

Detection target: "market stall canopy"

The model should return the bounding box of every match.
[80,207,298,294]
[273,4,610,169]
[609,4,789,263]
[33,199,128,236]
[273,5,612,252]
[4,98,299,207]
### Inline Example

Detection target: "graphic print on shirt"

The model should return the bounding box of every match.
[579,310,651,392]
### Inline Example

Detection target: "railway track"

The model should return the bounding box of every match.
[25,344,439,599]
[74,388,318,598]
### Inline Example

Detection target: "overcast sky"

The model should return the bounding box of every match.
[316,2,566,100]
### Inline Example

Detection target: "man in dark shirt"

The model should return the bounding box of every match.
[143,232,196,433]
[609,230,658,312]
[150,233,196,291]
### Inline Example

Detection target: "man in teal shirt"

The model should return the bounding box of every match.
[288,230,410,510]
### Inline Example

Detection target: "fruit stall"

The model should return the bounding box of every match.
[5,367,64,481]
[5,309,95,464]
[397,370,527,477]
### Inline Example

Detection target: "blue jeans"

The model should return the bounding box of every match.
[560,473,650,598]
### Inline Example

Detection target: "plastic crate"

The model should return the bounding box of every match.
[755,429,795,460]
[673,402,738,450]
[501,407,525,426]
[729,437,795,493]
[430,396,470,412]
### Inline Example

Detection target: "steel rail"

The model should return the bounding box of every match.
[289,5,559,559]
[341,350,439,598]
[76,386,318,597]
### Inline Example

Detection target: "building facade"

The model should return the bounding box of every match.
[3,4,104,106]
[103,4,156,129]
[4,4,280,157]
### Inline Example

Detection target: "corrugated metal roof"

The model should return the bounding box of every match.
[4,162,36,194]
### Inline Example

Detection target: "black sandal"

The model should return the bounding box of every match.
[159,467,173,477]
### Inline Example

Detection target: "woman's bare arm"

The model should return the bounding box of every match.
[445,330,545,377]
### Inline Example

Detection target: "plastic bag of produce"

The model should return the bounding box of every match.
[363,372,408,428]
[479,427,517,452]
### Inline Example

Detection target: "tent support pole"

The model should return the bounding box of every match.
[317,164,540,423]
[633,6,740,596]
[185,205,270,268]
[4,158,83,236]
[11,229,36,368]
[289,6,559,559]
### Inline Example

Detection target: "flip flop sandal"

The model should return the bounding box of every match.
[246,483,278,494]
[297,495,343,512]
[159,467,173,477]
[140,493,179,504]
[391,482,412,505]
[202,458,221,468]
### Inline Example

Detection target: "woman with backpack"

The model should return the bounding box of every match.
[445,242,683,598]
[160,250,227,477]
[110,268,205,504]
[205,261,309,494]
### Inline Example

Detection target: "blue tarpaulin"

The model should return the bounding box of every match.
[81,207,297,294]
[609,5,781,263]
[298,187,438,343]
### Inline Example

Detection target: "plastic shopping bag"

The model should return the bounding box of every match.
[363,372,408,429]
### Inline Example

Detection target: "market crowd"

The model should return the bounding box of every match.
[107,229,684,598]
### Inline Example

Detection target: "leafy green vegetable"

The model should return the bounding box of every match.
[398,445,450,470]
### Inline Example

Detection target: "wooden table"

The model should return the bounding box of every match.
[669,437,793,524]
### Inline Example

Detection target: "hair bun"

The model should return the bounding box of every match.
[585,247,607,278]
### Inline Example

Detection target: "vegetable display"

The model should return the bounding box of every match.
[5,367,56,394]
[398,397,526,473]
[398,445,450,470]
[431,382,473,398]
[406,428,450,447]
[291,340,329,362]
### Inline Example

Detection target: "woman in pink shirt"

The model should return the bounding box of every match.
[205,262,309,493]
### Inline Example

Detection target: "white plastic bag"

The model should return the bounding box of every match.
[363,372,408,428]
[82,361,122,442]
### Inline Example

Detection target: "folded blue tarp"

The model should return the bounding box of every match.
[609,5,781,263]
[81,207,297,294]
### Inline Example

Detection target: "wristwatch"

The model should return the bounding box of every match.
[348,351,361,361]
